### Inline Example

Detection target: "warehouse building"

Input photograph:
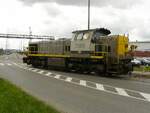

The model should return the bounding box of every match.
[130,41,150,57]
[130,41,150,51]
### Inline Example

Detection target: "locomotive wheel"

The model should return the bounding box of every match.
[42,58,48,68]
[95,65,106,76]
[32,62,38,68]
[75,68,84,74]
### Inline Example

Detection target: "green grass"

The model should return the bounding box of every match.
[134,66,150,72]
[0,78,60,113]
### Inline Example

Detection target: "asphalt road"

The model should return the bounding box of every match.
[0,53,150,113]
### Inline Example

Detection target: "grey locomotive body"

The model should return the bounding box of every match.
[23,28,133,75]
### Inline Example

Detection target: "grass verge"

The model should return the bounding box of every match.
[0,78,60,113]
[134,66,150,72]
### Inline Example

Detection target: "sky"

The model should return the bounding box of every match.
[0,0,150,49]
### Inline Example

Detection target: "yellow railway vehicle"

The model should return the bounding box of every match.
[23,28,133,75]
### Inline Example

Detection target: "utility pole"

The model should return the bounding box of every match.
[29,26,32,43]
[88,0,90,30]
[5,38,8,53]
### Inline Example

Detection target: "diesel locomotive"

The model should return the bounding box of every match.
[23,28,133,75]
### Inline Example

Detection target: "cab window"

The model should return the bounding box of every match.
[76,33,83,40]
[83,33,90,40]
[93,32,102,39]
[71,33,77,41]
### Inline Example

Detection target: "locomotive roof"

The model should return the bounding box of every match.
[72,28,111,35]
[29,38,71,44]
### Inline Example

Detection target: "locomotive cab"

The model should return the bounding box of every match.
[70,28,133,74]
[70,28,110,58]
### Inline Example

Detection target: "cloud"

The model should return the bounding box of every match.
[44,4,62,17]
[0,0,150,50]
[17,0,150,41]
[19,0,142,9]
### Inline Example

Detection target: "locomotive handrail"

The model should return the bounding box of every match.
[93,52,107,54]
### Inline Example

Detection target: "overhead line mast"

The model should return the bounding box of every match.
[0,33,54,40]
[88,0,90,30]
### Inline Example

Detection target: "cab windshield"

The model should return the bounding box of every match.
[72,32,90,40]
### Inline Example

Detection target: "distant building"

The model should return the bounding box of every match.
[130,41,150,51]
[0,48,4,55]
[130,41,150,57]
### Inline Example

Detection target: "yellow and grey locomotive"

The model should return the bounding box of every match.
[23,28,133,75]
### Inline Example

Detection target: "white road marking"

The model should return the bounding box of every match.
[15,65,150,103]
[140,93,150,101]
[21,63,26,66]
[115,88,129,97]
[80,80,86,86]
[38,70,44,74]
[0,63,4,66]
[13,63,17,65]
[65,77,72,82]
[17,65,23,68]
[54,75,61,79]
[32,69,39,72]
[45,72,52,76]
[23,67,29,70]
[96,83,105,91]
[7,63,12,66]
[28,68,34,71]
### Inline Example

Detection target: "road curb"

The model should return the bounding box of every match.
[132,71,150,78]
